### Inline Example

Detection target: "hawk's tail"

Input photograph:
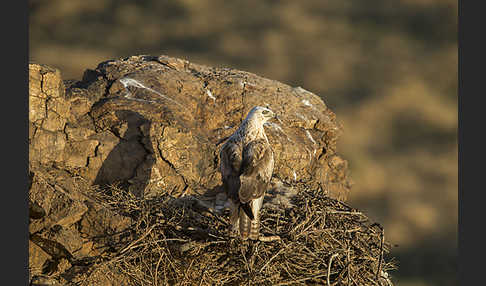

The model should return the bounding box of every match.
[240,203,254,220]
[249,214,261,240]
[239,197,264,240]
[239,208,251,240]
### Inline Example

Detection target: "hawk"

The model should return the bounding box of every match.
[220,106,276,240]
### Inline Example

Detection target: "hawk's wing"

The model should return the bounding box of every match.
[238,139,274,204]
[220,138,274,240]
[220,141,242,201]
[238,139,273,239]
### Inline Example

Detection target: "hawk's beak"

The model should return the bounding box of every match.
[274,114,283,124]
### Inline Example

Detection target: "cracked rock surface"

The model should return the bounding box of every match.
[30,55,351,200]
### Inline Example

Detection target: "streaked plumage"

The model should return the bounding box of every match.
[220,106,275,240]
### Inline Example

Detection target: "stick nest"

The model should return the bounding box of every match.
[78,184,396,286]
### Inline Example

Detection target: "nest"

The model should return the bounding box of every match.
[79,184,395,286]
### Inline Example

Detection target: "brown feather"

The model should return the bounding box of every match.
[238,139,273,203]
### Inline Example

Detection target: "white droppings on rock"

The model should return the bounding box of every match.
[305,130,317,146]
[243,81,257,88]
[206,89,216,101]
[119,77,146,90]
[294,86,312,94]
[119,77,183,107]
[301,99,312,107]
[296,113,307,121]
[305,147,314,164]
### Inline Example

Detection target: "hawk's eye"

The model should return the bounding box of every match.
[262,110,270,115]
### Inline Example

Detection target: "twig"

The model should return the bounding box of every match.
[296,217,323,238]
[327,210,363,216]
[119,224,157,254]
[298,227,362,237]
[181,258,195,285]
[376,226,385,281]
[275,272,328,285]
[291,214,313,234]
[327,253,339,286]
[240,246,252,278]
[154,251,164,286]
[347,245,351,286]
[259,247,286,273]
[258,235,281,242]
[203,206,230,226]
[198,269,207,286]
[129,238,188,249]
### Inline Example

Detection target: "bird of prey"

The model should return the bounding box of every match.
[219,106,276,240]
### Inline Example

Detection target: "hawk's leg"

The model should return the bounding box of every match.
[249,196,264,240]
[228,200,241,237]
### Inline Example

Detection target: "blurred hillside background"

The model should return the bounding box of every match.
[29,0,457,285]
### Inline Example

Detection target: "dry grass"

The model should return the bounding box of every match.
[78,184,395,286]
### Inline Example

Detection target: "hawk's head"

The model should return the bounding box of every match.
[245,106,276,125]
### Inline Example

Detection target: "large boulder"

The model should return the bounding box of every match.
[29,55,351,200]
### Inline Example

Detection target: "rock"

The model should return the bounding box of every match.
[30,276,64,286]
[29,199,46,220]
[29,171,88,231]
[68,264,132,286]
[29,55,351,200]
[29,129,67,165]
[64,140,99,168]
[29,95,46,124]
[28,167,93,236]
[29,64,70,165]
[64,123,96,141]
[42,226,84,256]
[73,240,95,258]
[30,234,73,261]
[78,200,133,243]
[29,234,73,281]
[29,239,52,277]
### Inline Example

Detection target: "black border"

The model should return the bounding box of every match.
[459,0,482,285]
[7,0,29,284]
